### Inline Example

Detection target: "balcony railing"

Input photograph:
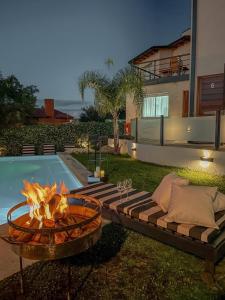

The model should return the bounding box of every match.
[132,53,190,83]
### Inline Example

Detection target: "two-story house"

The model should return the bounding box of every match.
[126,29,191,126]
[126,0,225,136]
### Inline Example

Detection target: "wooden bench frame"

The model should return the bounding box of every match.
[102,206,225,276]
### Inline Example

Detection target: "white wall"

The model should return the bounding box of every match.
[127,140,225,176]
[126,80,189,123]
[195,0,225,76]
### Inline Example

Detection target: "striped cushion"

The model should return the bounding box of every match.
[22,145,35,156]
[74,183,225,243]
[43,144,55,154]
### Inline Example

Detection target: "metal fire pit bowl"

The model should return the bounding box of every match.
[2,193,102,261]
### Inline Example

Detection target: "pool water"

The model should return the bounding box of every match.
[0,155,82,224]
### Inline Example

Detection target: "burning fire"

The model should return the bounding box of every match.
[21,181,69,228]
[8,181,101,245]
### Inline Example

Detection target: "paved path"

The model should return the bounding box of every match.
[0,224,36,281]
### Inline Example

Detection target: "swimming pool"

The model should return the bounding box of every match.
[0,155,82,224]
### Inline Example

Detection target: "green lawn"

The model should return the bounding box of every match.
[74,153,225,194]
[1,154,225,299]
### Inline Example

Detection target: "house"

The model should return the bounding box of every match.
[33,99,74,125]
[126,29,191,126]
[190,0,225,116]
[126,0,225,130]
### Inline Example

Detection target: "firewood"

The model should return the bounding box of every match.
[71,228,81,238]
[43,219,55,228]
[39,235,50,244]
[55,232,67,244]
[16,232,33,242]
[53,212,65,223]
[9,227,20,239]
[32,233,41,243]
[49,194,61,215]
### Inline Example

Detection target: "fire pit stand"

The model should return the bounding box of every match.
[14,239,95,299]
[1,193,102,299]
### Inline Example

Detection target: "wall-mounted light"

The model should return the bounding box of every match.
[131,142,136,151]
[186,126,191,133]
[200,156,214,162]
[200,150,214,162]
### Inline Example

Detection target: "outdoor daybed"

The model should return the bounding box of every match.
[71,182,225,277]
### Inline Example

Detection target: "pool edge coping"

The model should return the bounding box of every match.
[57,152,91,186]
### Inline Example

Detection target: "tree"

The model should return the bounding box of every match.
[79,66,143,153]
[79,105,106,122]
[0,74,38,128]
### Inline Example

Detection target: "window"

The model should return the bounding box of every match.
[142,95,169,117]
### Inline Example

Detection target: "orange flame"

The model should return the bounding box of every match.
[21,181,69,228]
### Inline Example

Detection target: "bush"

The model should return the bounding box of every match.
[0,145,7,156]
[0,121,124,156]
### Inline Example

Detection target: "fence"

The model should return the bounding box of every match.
[131,113,225,148]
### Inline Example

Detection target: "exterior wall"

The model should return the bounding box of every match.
[126,94,138,123]
[194,0,225,114]
[195,0,225,76]
[139,51,160,66]
[127,140,225,176]
[172,42,190,57]
[126,81,189,123]
[143,80,189,118]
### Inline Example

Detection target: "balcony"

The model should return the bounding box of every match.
[132,53,190,85]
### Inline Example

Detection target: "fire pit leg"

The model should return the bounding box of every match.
[19,256,24,294]
[67,263,71,300]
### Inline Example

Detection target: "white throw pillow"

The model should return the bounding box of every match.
[151,173,189,212]
[213,192,225,212]
[164,185,218,229]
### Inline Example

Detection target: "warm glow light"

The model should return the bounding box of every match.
[21,181,69,228]
[200,160,210,169]
[199,150,214,168]
[200,150,214,162]
[203,150,210,159]
[187,126,191,133]
[131,143,136,151]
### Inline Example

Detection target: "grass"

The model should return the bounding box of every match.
[74,153,225,194]
[1,154,225,299]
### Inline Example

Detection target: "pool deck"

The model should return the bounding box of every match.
[58,152,91,186]
[0,153,108,281]
[0,224,36,281]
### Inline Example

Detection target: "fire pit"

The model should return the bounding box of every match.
[1,181,102,298]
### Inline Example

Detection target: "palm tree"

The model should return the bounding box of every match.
[78,66,143,153]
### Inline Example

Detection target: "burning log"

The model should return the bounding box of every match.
[6,181,101,252]
[48,194,61,217]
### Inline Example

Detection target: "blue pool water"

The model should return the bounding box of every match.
[0,155,82,224]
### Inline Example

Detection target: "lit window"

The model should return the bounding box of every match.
[142,95,169,117]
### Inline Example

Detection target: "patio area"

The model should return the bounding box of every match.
[1,153,225,299]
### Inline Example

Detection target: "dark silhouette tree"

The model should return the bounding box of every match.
[0,74,38,128]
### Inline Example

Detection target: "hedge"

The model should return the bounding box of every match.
[0,121,124,156]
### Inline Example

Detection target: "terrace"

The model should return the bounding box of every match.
[131,53,190,85]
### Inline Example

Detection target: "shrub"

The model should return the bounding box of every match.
[0,121,124,156]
